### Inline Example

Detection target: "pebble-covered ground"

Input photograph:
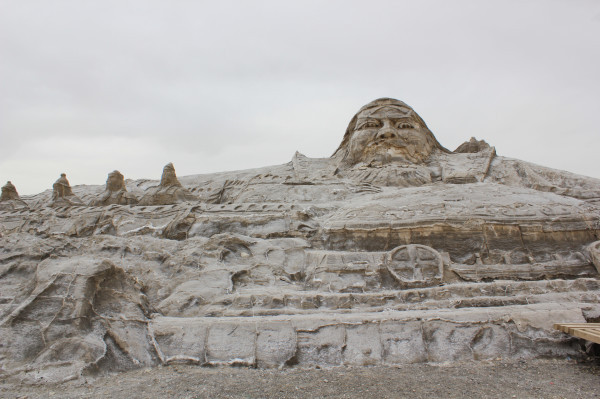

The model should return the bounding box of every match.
[1,358,599,399]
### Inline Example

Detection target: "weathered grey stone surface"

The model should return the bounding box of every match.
[589,241,600,273]
[0,98,598,383]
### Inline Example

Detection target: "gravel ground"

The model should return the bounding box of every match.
[1,358,599,399]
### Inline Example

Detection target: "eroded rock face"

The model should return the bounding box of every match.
[0,98,599,382]
[588,241,600,273]
[0,249,155,383]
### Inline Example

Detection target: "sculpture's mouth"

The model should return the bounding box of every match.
[367,138,408,149]
[364,139,417,158]
[357,138,431,166]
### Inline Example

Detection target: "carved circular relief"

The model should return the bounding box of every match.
[385,244,443,288]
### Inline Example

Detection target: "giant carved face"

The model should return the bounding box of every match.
[334,98,448,166]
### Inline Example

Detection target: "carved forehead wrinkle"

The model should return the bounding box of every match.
[359,106,413,120]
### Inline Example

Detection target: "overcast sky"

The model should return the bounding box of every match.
[1,0,599,195]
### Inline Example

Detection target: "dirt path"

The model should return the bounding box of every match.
[2,359,599,399]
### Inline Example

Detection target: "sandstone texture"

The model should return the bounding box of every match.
[0,98,598,383]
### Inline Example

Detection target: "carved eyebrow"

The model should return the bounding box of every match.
[356,118,380,126]
[357,117,379,122]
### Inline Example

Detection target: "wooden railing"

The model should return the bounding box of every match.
[554,323,600,344]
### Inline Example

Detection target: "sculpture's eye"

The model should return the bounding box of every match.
[359,120,380,129]
[397,122,414,129]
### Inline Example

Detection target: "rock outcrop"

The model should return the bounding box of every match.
[454,137,492,153]
[138,163,195,206]
[50,173,83,207]
[1,181,20,202]
[91,170,138,206]
[0,98,598,383]
[0,181,28,211]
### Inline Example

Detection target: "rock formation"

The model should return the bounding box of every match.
[0,181,28,211]
[50,173,83,207]
[0,98,598,383]
[138,163,195,205]
[1,181,19,201]
[91,170,138,206]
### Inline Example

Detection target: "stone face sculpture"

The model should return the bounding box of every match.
[50,173,83,207]
[91,170,138,206]
[333,98,450,167]
[138,163,195,206]
[0,98,598,383]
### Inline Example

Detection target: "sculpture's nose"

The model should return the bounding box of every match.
[376,128,398,140]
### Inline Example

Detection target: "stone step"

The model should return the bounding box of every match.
[149,302,593,367]
[202,278,600,316]
[204,291,599,317]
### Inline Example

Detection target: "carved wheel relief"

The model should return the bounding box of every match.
[385,244,443,288]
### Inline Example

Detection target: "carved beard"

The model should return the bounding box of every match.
[363,143,431,165]
[347,137,435,167]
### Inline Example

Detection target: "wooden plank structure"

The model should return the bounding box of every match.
[553,323,600,344]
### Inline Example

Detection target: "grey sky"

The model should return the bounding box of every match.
[1,0,599,195]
